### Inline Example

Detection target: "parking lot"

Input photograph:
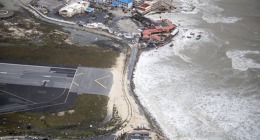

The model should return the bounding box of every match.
[40,2,141,37]
[47,6,109,24]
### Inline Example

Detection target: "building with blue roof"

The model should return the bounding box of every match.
[111,0,133,9]
[85,7,94,12]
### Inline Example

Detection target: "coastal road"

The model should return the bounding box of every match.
[127,40,139,80]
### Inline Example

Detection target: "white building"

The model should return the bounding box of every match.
[137,0,161,15]
[59,0,90,17]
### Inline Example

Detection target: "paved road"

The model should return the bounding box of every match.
[127,40,139,80]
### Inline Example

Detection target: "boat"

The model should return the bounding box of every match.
[171,28,179,36]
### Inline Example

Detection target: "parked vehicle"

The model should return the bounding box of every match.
[92,15,97,20]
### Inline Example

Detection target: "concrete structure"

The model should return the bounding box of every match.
[59,0,90,17]
[137,0,160,15]
[133,0,144,7]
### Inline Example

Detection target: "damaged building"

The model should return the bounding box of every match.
[59,0,92,17]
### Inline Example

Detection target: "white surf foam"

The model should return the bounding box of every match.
[135,0,258,139]
[134,47,260,140]
[173,0,242,24]
[146,11,217,63]
[198,2,242,24]
[226,50,260,71]
[202,14,242,24]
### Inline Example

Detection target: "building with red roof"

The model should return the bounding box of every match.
[142,19,174,41]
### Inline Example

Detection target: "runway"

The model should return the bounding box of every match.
[0,63,75,88]
[70,67,113,96]
[0,63,113,114]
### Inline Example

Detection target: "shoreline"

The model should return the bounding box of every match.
[129,50,169,140]
[109,45,169,139]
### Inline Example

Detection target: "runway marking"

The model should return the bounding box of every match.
[37,88,68,104]
[64,88,71,103]
[0,89,72,115]
[95,75,111,89]
[0,88,69,112]
[75,73,84,76]
[0,91,71,115]
[0,89,36,104]
[73,81,79,86]
[0,62,78,114]
[0,63,77,70]
[0,72,7,74]
[68,67,78,93]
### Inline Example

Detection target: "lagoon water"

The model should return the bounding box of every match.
[133,0,260,139]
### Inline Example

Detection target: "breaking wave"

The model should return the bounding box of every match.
[134,0,259,140]
[134,47,260,140]
[174,0,242,23]
[202,14,242,24]
[226,50,260,71]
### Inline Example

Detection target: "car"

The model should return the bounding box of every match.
[196,35,201,40]
[77,21,85,26]
[104,15,109,19]
[92,16,97,20]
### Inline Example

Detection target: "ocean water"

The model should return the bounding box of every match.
[133,0,260,139]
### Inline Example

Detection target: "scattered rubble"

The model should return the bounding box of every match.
[57,111,65,116]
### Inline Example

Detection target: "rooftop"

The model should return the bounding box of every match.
[129,132,151,140]
[120,0,133,3]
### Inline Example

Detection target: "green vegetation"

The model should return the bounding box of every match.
[0,94,123,138]
[0,44,119,68]
[0,94,111,138]
[0,14,120,68]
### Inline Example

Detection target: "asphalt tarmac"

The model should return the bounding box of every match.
[0,63,75,88]
[0,63,113,114]
[70,67,113,96]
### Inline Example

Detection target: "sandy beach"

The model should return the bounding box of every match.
[108,52,164,139]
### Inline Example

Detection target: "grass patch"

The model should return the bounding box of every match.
[0,14,120,68]
[0,94,109,138]
[0,44,119,68]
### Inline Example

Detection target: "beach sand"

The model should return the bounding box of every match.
[108,52,159,139]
